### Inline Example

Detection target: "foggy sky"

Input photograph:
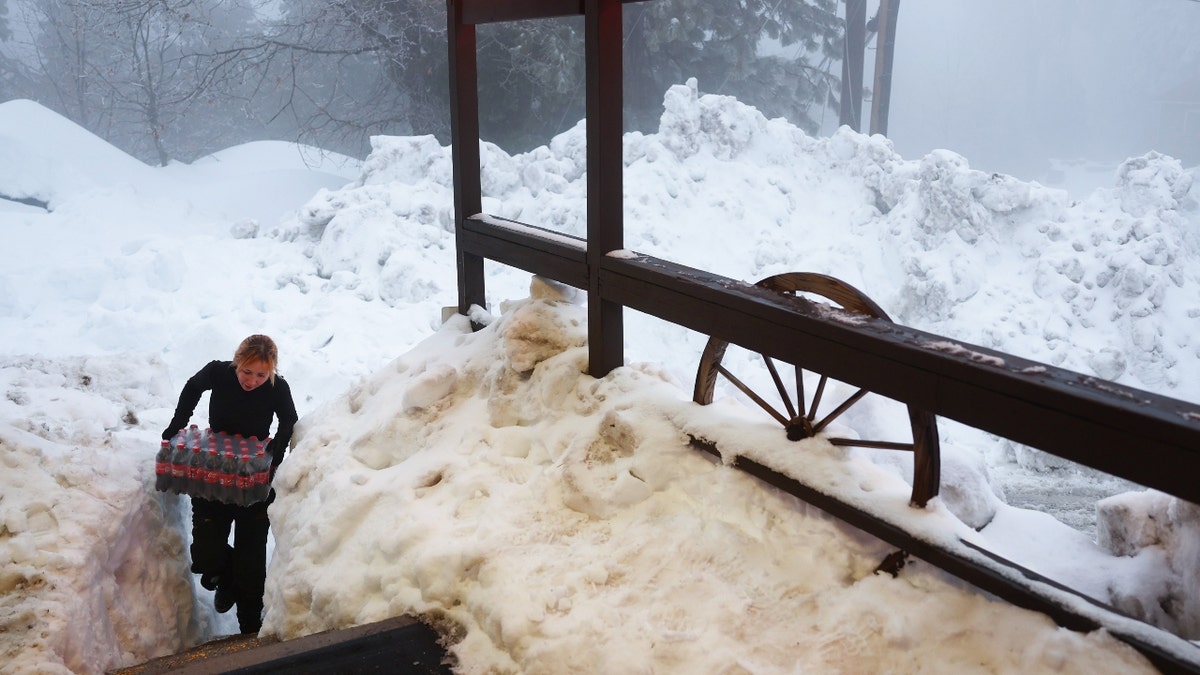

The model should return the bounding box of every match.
[886,0,1200,182]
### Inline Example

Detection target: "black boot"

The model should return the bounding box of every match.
[214,577,236,614]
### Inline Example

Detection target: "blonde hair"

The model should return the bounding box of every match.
[233,334,279,384]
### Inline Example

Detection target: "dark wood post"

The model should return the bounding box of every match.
[447,0,486,317]
[839,0,866,130]
[585,0,624,376]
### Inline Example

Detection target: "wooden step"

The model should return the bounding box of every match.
[110,615,451,674]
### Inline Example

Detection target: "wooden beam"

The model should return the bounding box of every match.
[691,439,1200,674]
[445,220,1200,502]
[459,0,650,24]
[599,252,1200,505]
[463,0,580,24]
[447,0,486,315]
[120,615,448,674]
[461,215,587,288]
[585,0,625,377]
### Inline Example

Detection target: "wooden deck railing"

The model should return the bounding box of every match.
[447,1,1200,671]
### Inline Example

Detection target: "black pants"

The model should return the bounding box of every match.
[190,496,271,633]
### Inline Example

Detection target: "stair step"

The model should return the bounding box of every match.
[111,615,450,674]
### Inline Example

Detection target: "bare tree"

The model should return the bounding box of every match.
[4,0,846,160]
[0,0,11,40]
[624,0,843,136]
[15,0,111,131]
[250,0,842,151]
[11,0,265,164]
[218,0,448,155]
[218,2,587,152]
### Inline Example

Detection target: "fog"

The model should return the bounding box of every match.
[887,0,1200,185]
[3,1,1197,178]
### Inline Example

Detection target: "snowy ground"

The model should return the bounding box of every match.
[1,84,1199,673]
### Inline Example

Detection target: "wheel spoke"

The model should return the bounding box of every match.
[763,355,798,420]
[813,387,869,433]
[794,366,805,419]
[828,438,915,451]
[715,364,790,426]
[808,375,829,421]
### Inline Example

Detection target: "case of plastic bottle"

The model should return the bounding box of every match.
[154,425,273,505]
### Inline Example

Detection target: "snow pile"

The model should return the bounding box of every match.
[281,80,1200,411]
[1097,491,1200,638]
[263,283,1156,673]
[0,84,1198,672]
[0,99,155,207]
[277,79,1200,521]
[0,355,206,673]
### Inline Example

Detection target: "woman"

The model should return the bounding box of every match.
[162,334,298,635]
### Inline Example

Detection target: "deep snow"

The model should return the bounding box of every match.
[1,81,1198,673]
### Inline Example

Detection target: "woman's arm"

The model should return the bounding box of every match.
[268,378,299,468]
[162,361,221,439]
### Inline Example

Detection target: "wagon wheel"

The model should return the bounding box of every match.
[693,272,941,507]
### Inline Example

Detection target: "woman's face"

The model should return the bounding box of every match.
[237,359,271,391]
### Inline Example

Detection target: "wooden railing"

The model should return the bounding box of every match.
[447,1,1200,671]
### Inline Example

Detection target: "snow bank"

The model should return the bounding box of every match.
[1,79,1198,671]
[1098,491,1200,638]
[278,79,1200,412]
[0,355,209,673]
[263,284,1157,673]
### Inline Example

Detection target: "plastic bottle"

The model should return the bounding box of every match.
[202,446,222,500]
[154,440,172,492]
[168,430,182,453]
[186,445,205,497]
[235,453,255,506]
[217,449,237,504]
[252,448,271,503]
[170,440,189,493]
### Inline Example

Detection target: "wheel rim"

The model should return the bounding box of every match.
[693,272,941,506]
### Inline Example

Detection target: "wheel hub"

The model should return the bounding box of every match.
[786,416,814,441]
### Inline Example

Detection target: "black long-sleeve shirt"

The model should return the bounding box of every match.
[165,360,298,468]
